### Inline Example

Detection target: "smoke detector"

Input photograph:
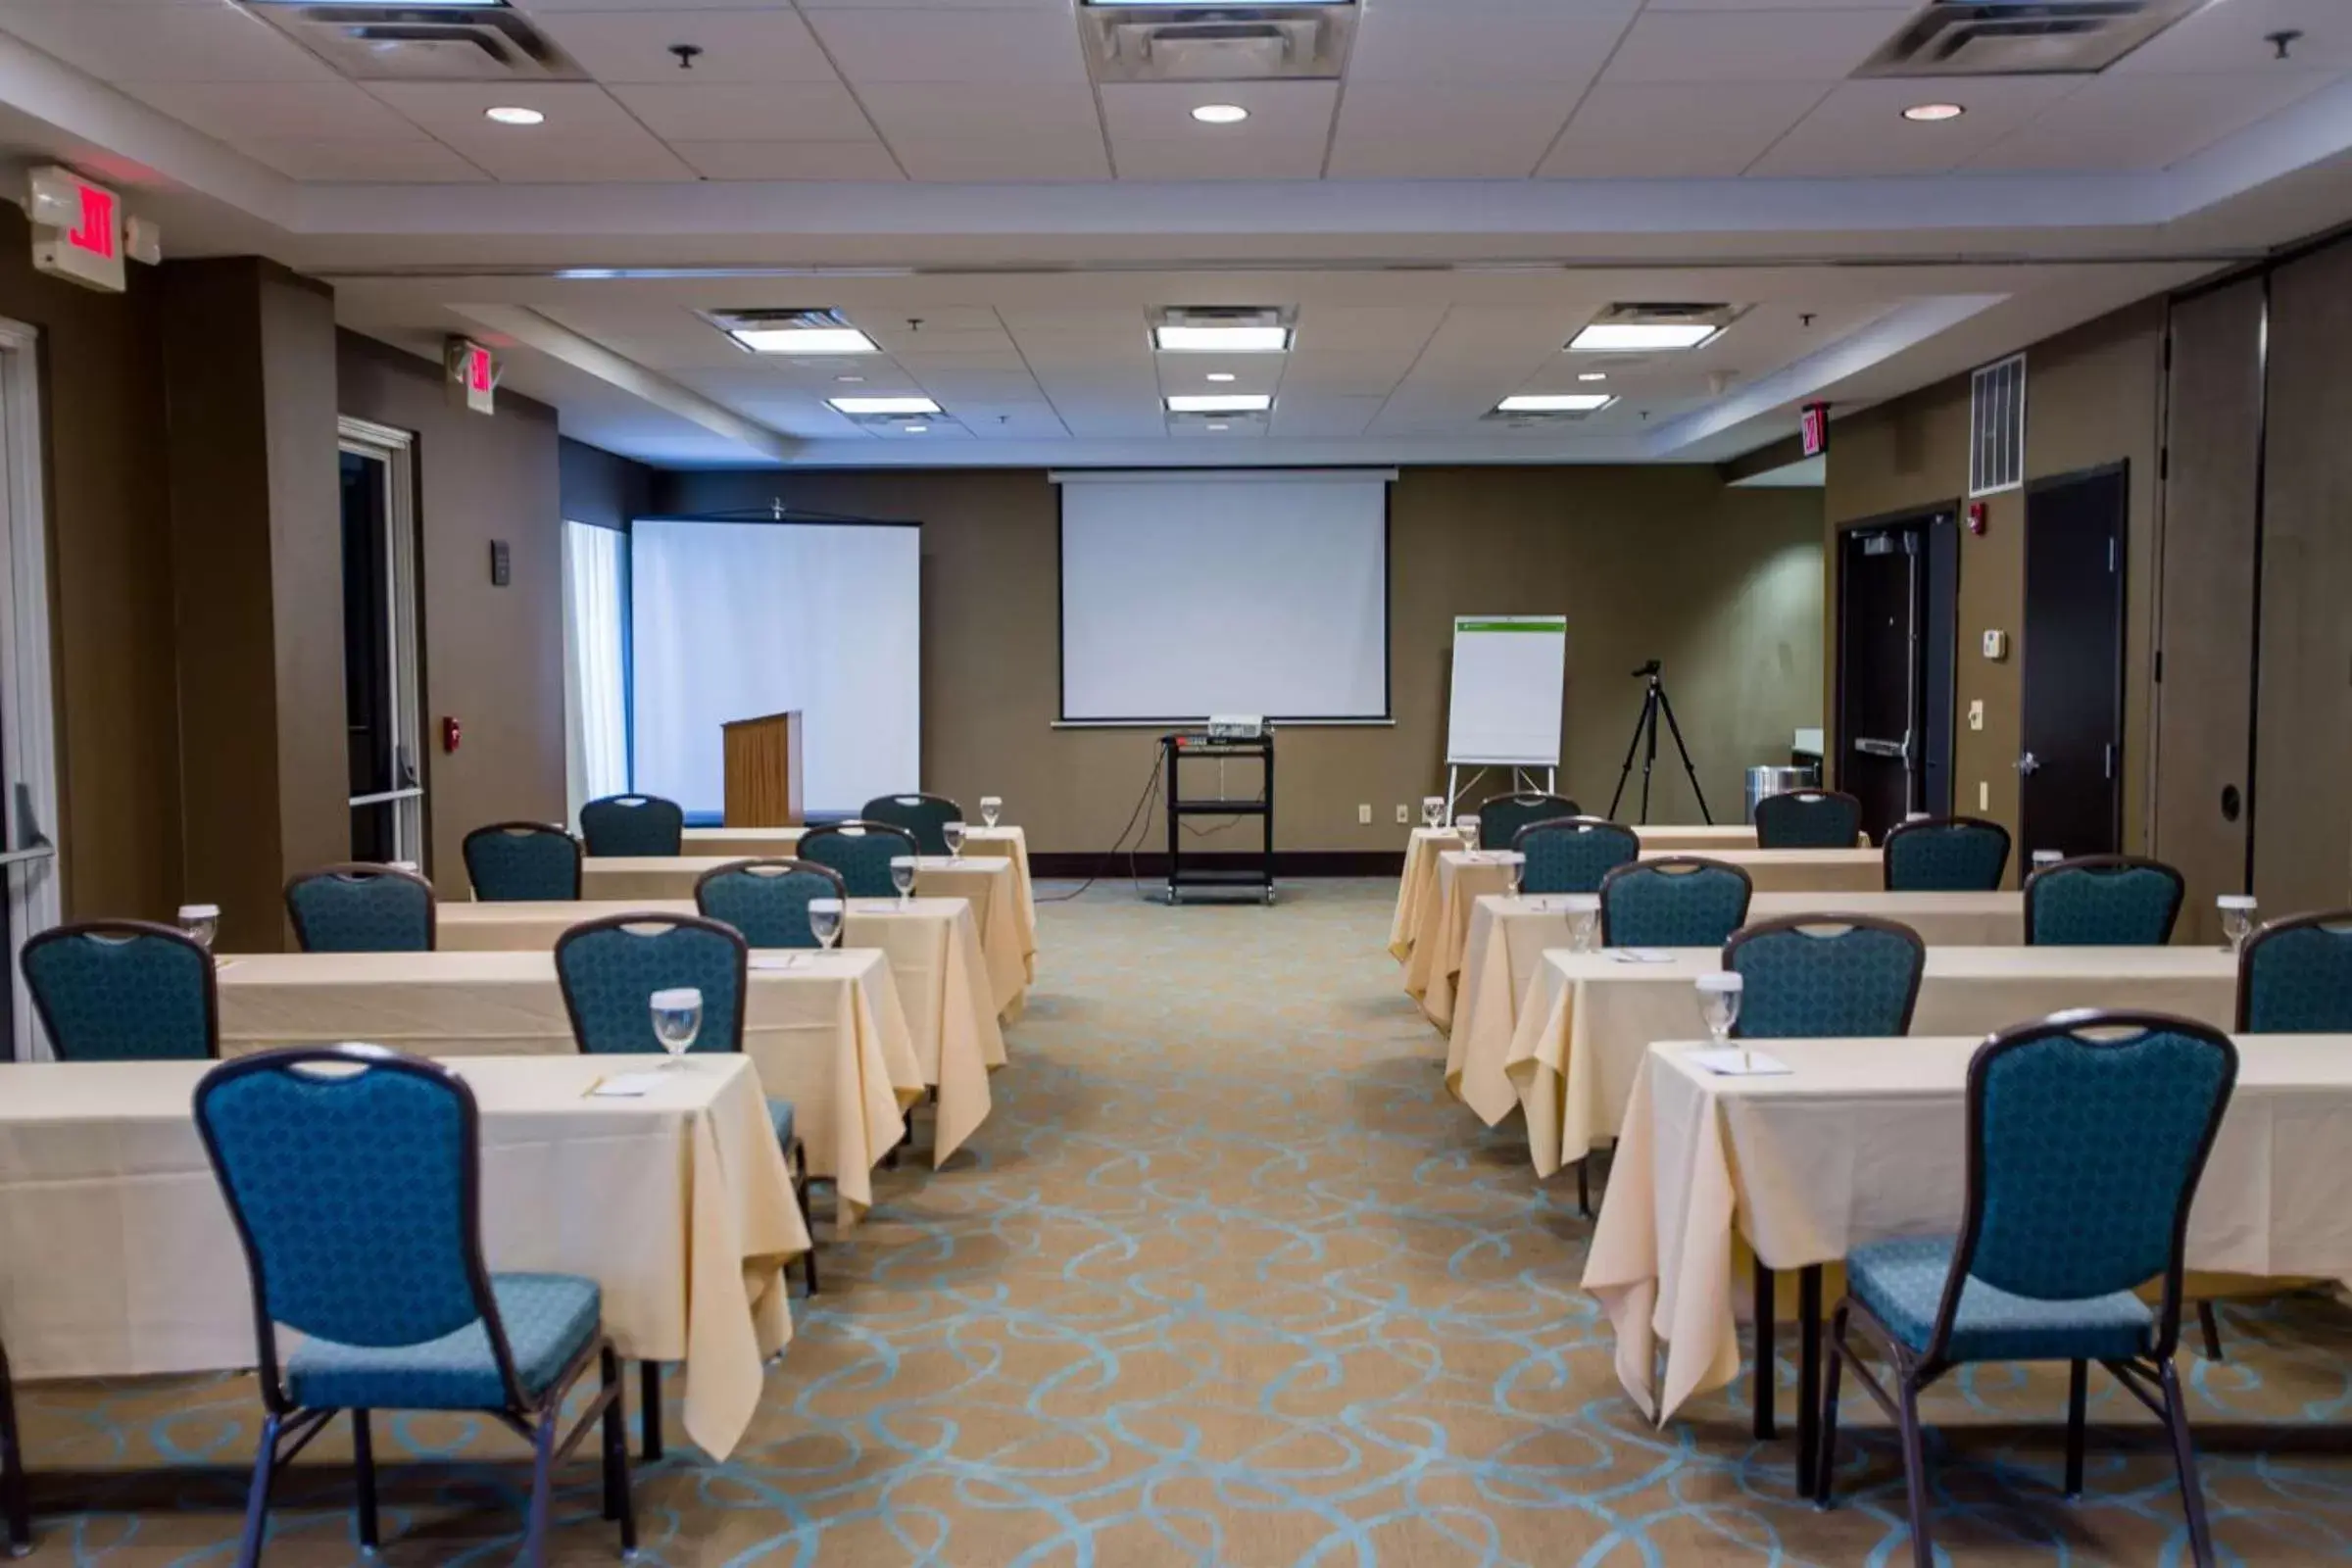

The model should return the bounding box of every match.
[1856,0,2211,77]
[238,2,584,81]
[1080,2,1357,83]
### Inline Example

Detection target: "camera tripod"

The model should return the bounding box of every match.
[1608,660,1712,824]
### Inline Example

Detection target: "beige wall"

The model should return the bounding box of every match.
[658,465,1824,854]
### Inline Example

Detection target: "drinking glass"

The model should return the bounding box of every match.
[943,819,967,860]
[891,855,918,909]
[178,904,219,952]
[808,897,844,952]
[1458,815,1481,855]
[980,797,1003,830]
[1569,907,1598,953]
[1697,971,1746,1068]
[650,987,702,1071]
[1501,851,1525,901]
[1422,796,1446,830]
[2219,895,2257,955]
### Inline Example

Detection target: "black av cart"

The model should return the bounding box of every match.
[1160,730,1275,906]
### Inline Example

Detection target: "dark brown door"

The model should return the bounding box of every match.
[2021,464,2128,860]
[1838,523,1918,842]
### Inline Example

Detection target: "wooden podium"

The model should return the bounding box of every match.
[721,710,804,826]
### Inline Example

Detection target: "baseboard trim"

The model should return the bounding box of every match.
[1032,850,1405,879]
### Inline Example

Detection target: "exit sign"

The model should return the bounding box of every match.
[27,167,123,293]
[447,337,497,416]
[1799,400,1831,459]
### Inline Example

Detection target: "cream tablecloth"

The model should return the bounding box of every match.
[1446,891,2025,1123]
[1404,847,1889,1028]
[0,1054,804,1458]
[1501,944,2238,1180]
[437,897,1003,1164]
[582,855,1032,1018]
[1586,1034,2352,1423]
[214,949,921,1222]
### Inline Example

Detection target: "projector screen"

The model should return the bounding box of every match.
[1057,470,1391,722]
[630,517,919,815]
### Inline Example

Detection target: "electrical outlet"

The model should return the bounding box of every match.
[1357,803,1372,825]
[1968,699,1984,732]
[1395,804,1410,824]
[1979,780,1990,811]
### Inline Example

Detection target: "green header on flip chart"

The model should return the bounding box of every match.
[1454,617,1566,633]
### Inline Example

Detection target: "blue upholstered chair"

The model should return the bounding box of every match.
[860,795,962,857]
[1883,815,2012,892]
[578,795,684,858]
[463,822,580,903]
[192,1045,634,1567]
[1753,788,1862,850]
[1475,793,1580,856]
[2024,855,2185,946]
[555,914,816,1314]
[284,864,435,954]
[1724,915,1925,1039]
[799,821,919,900]
[1814,1011,2236,1568]
[695,859,847,950]
[1597,858,1752,949]
[1514,816,1639,896]
[21,920,217,1061]
[2238,910,2352,1032]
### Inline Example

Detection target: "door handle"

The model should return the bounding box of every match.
[2015,752,2041,775]
[1853,737,1906,758]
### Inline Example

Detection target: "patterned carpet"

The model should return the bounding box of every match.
[17,877,2352,1564]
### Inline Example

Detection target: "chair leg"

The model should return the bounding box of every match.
[2160,1358,2218,1568]
[601,1346,637,1551]
[1796,1267,1823,1497]
[352,1409,379,1551]
[521,1399,559,1568]
[1897,1380,1936,1568]
[1577,1158,1591,1219]
[639,1361,663,1461]
[2065,1361,2087,1499]
[2196,1300,2226,1362]
[1813,1305,1847,1509]
[1752,1262,1777,1441]
[236,1411,282,1568]
[795,1142,819,1297]
[0,1340,29,1557]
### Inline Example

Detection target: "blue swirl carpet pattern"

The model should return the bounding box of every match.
[11,879,2352,1564]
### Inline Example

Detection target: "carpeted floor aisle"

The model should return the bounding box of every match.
[17,877,2352,1564]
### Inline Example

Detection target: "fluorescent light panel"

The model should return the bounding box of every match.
[1497,393,1613,414]
[1568,322,1718,352]
[732,326,879,355]
[1154,325,1292,354]
[829,395,940,416]
[1167,393,1272,414]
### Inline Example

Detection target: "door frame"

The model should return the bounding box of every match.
[1832,499,1960,814]
[2023,459,2131,856]
[0,319,61,1057]
[336,416,426,865]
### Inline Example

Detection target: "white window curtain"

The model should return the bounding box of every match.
[563,520,629,824]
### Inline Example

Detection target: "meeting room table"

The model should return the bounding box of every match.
[1446,889,2025,1124]
[1402,846,1887,1028]
[1585,1033,2352,1495]
[438,896,1004,1163]
[212,948,923,1223]
[582,854,1035,1019]
[0,1054,805,1460]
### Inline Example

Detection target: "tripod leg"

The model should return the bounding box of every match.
[1608,690,1655,819]
[1651,683,1713,826]
[1640,685,1660,824]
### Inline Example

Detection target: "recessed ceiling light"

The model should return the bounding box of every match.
[730,326,879,355]
[1206,421,1230,431]
[902,423,929,433]
[1902,102,1965,122]
[1192,104,1250,124]
[1154,324,1291,354]
[1167,393,1272,414]
[1206,371,1237,382]
[484,106,544,126]
[829,395,941,416]
[1496,393,1613,414]
[836,374,865,383]
[1577,371,1607,382]
[1568,322,1718,352]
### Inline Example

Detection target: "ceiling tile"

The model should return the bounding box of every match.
[1347,9,1628,83]
[136,80,419,143]
[799,7,1088,83]
[607,80,871,139]
[240,138,492,183]
[527,9,841,82]
[889,134,1109,179]
[2113,0,2352,74]
[1327,82,1572,178]
[1541,81,1829,177]
[0,3,337,81]
[1966,69,2340,172]
[1602,7,1904,83]
[364,82,698,180]
[1745,75,2082,176]
[667,139,906,178]
[856,82,1102,141]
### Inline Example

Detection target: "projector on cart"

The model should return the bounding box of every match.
[1205,714,1265,741]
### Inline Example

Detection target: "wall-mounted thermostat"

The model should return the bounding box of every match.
[1982,629,2009,662]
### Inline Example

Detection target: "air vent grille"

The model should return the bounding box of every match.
[1857,0,2208,78]
[240,2,583,81]
[1969,353,2027,497]
[1081,3,1357,83]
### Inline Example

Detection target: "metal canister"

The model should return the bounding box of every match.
[1744,764,1820,823]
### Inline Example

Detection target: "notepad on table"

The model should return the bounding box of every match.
[586,1072,667,1098]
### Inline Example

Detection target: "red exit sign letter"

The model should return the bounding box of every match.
[27,167,125,293]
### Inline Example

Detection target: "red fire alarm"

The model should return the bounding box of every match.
[442,716,463,754]
[1967,500,1988,536]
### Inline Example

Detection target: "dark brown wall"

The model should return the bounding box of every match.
[560,436,652,533]
[337,334,567,886]
[655,465,1824,852]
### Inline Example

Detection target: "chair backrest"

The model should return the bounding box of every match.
[859,794,962,857]
[462,821,580,903]
[2023,855,2185,946]
[1597,857,1753,949]
[1476,793,1581,854]
[284,863,435,954]
[1752,788,1862,850]
[798,821,919,900]
[1723,915,1927,1039]
[695,858,847,950]
[193,1044,523,1412]
[2237,909,2352,1032]
[554,914,748,1055]
[1514,816,1639,896]
[578,794,684,858]
[1928,1011,2235,1363]
[1883,815,2012,892]
[21,920,217,1061]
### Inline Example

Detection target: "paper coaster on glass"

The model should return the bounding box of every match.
[1686,1049,1790,1077]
